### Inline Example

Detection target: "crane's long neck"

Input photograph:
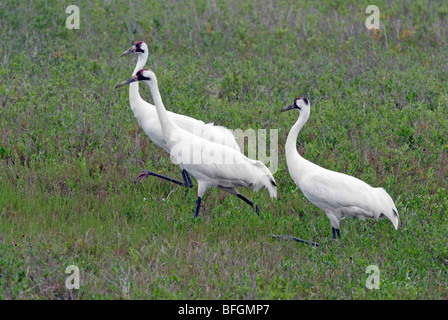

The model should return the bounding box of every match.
[129,52,148,107]
[145,79,176,138]
[285,109,311,179]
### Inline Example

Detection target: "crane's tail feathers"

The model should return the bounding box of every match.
[252,161,277,198]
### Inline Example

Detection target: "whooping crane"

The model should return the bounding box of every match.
[115,69,277,218]
[119,41,241,190]
[280,97,399,240]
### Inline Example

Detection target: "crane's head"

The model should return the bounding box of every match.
[115,69,155,89]
[281,97,309,112]
[119,41,148,57]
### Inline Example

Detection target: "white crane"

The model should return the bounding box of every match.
[115,69,277,218]
[279,97,399,240]
[119,41,240,190]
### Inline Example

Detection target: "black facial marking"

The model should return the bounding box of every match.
[302,97,309,105]
[393,209,398,218]
[135,41,144,53]
[136,70,150,81]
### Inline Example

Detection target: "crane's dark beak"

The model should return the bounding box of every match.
[119,46,136,57]
[280,103,298,112]
[115,75,138,89]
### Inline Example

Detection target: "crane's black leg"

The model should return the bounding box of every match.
[218,187,261,219]
[193,197,202,219]
[236,194,261,218]
[135,170,184,186]
[181,169,194,195]
[181,170,189,194]
[331,227,341,240]
[270,235,320,247]
[186,171,193,188]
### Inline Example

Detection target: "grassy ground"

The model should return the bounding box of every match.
[0,0,447,299]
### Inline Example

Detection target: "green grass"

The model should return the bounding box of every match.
[0,0,447,299]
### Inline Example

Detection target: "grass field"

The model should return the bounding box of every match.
[1,0,447,299]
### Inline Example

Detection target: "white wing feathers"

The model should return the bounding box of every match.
[130,99,241,153]
[300,169,381,217]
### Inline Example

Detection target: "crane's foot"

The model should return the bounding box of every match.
[253,204,262,220]
[235,194,262,220]
[329,227,344,247]
[135,170,153,184]
[270,235,320,247]
[193,196,202,219]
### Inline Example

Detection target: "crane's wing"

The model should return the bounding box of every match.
[299,168,377,215]
[177,141,276,198]
[169,112,240,152]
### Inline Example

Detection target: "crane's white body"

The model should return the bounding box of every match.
[127,43,240,153]
[284,99,399,231]
[142,69,277,200]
